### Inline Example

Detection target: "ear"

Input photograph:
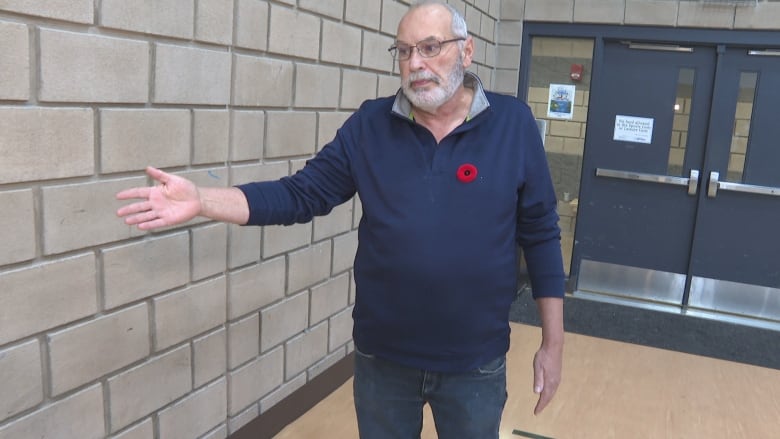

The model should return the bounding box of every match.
[461,36,474,68]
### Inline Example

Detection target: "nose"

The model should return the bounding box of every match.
[407,48,425,70]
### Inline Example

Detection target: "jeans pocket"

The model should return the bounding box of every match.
[476,355,506,375]
[354,346,376,360]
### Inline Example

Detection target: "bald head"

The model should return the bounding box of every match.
[397,1,468,41]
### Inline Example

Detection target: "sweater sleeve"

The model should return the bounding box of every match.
[236,124,357,226]
[515,111,565,299]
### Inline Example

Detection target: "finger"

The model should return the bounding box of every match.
[533,362,544,394]
[116,186,151,201]
[146,166,169,184]
[137,217,168,231]
[116,201,152,217]
[534,389,552,415]
[122,208,157,226]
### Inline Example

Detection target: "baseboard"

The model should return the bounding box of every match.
[228,352,355,439]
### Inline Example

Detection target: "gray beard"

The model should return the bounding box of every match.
[402,59,465,113]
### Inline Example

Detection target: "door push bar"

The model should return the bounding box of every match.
[595,168,700,195]
[707,171,780,198]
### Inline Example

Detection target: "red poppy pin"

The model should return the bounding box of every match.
[456,163,478,183]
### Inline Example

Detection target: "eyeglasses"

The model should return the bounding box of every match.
[388,37,466,61]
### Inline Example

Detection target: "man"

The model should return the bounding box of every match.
[116,1,564,438]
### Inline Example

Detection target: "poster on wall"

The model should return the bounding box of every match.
[613,115,654,144]
[547,84,576,120]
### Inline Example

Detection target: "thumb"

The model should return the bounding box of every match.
[533,362,544,394]
[146,166,169,184]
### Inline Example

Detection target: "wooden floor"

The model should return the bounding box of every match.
[274,323,780,438]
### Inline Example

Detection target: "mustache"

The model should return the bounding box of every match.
[405,72,441,85]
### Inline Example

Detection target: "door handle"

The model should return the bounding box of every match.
[595,168,700,195]
[708,170,780,198]
[707,171,720,197]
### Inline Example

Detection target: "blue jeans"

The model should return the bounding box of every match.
[353,349,507,439]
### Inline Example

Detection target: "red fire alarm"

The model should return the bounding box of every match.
[570,64,584,82]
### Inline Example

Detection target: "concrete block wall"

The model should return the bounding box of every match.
[0,1,500,438]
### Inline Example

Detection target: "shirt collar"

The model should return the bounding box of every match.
[391,71,490,121]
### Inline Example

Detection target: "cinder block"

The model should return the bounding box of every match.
[227,257,286,319]
[317,112,352,148]
[260,292,308,351]
[193,110,230,165]
[230,162,290,186]
[154,44,231,104]
[0,107,93,184]
[625,0,679,26]
[231,110,265,161]
[235,0,269,51]
[524,0,573,21]
[497,20,523,44]
[0,21,29,100]
[262,223,312,258]
[465,4,481,36]
[48,304,150,396]
[227,346,283,416]
[108,418,153,439]
[200,424,228,439]
[341,70,377,109]
[228,313,260,368]
[0,340,43,420]
[100,109,190,173]
[284,322,328,380]
[321,21,361,66]
[300,0,344,20]
[0,253,97,345]
[329,306,354,351]
[288,241,332,293]
[268,6,320,60]
[678,3,735,28]
[313,201,353,241]
[0,189,35,265]
[101,0,194,39]
[101,232,190,310]
[265,112,317,158]
[735,3,780,29]
[0,0,93,23]
[332,231,358,274]
[158,379,227,439]
[193,328,227,387]
[345,0,381,29]
[0,385,104,439]
[192,223,228,280]
[295,64,341,108]
[41,177,145,255]
[259,374,306,412]
[39,29,148,103]
[233,55,293,107]
[155,277,227,350]
[481,14,496,42]
[378,74,400,98]
[108,345,192,432]
[574,0,624,23]
[227,224,262,269]
[310,273,350,325]
[381,1,407,34]
[361,32,395,73]
[501,0,525,21]
[196,0,234,44]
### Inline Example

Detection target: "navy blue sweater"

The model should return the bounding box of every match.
[238,75,564,372]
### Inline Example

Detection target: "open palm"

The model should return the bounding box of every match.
[116,167,201,230]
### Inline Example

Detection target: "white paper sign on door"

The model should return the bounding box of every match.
[613,115,654,144]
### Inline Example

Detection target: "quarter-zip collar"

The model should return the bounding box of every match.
[391,72,490,122]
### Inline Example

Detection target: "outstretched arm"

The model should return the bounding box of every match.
[116,166,250,230]
[532,296,564,415]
